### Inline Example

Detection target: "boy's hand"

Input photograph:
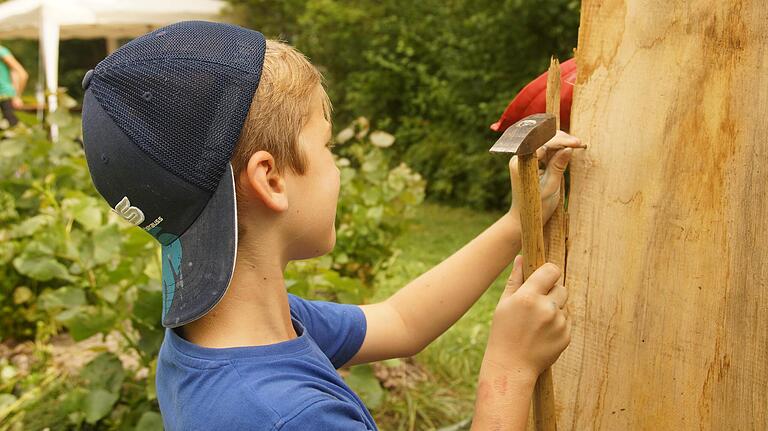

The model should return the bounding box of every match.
[483,256,571,379]
[11,97,22,109]
[508,131,585,224]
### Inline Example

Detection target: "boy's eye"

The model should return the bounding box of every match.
[325,140,336,150]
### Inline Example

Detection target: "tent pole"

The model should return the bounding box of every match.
[39,2,59,140]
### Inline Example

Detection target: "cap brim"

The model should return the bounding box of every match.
[160,163,238,328]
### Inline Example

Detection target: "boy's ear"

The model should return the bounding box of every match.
[240,151,289,212]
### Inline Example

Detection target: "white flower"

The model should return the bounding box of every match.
[354,117,370,139]
[369,131,395,148]
[336,127,355,144]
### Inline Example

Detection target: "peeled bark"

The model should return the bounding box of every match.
[555,1,768,429]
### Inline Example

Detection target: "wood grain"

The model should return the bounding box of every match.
[543,57,568,290]
[518,153,558,431]
[539,56,566,431]
[554,1,768,429]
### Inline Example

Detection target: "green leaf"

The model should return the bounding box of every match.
[10,214,53,238]
[142,253,162,281]
[57,306,117,341]
[0,190,18,221]
[83,388,119,424]
[0,393,17,409]
[37,222,68,256]
[61,385,88,414]
[13,254,72,281]
[74,203,102,231]
[133,285,163,328]
[0,139,25,158]
[92,224,121,265]
[137,324,164,358]
[81,352,125,393]
[0,241,15,265]
[37,286,87,310]
[145,358,159,400]
[97,284,121,303]
[366,206,384,222]
[285,277,310,297]
[47,109,73,128]
[122,227,154,255]
[135,411,163,431]
[63,195,104,231]
[344,365,384,409]
[13,286,33,304]
[361,188,381,205]
[23,237,56,256]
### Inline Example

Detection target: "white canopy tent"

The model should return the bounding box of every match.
[0,0,226,114]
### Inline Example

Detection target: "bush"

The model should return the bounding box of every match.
[0,112,164,428]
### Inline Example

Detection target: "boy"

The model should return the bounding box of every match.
[81,21,582,430]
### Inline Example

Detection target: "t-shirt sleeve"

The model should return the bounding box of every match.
[279,399,372,431]
[0,46,10,58]
[288,294,367,368]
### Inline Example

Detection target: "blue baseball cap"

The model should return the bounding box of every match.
[81,21,266,328]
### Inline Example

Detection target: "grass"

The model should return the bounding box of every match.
[369,203,512,431]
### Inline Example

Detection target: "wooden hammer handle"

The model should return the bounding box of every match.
[514,152,557,431]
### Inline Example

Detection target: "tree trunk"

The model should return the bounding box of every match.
[555,1,768,429]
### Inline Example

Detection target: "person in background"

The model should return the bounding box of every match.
[0,44,28,128]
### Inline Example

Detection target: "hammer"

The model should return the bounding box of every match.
[490,112,558,431]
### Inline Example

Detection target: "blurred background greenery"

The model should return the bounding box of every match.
[0,1,579,429]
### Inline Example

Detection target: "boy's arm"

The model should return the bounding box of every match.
[470,257,569,430]
[471,359,536,430]
[349,213,522,364]
[347,132,582,365]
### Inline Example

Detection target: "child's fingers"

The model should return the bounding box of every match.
[546,284,568,309]
[547,148,573,175]
[518,263,562,296]
[503,255,525,294]
[543,131,585,151]
[540,148,573,195]
[536,131,586,163]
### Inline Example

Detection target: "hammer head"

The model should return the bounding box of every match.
[489,113,557,156]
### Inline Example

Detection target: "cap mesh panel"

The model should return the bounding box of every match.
[89,21,265,192]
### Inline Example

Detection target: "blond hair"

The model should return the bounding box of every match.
[231,39,332,177]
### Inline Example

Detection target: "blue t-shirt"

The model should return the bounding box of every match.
[156,294,377,430]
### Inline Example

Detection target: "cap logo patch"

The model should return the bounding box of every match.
[113,196,145,225]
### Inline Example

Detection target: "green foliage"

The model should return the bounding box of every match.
[368,203,506,429]
[229,0,580,209]
[0,114,164,428]
[344,364,384,409]
[287,117,425,304]
[0,116,159,344]
[333,118,425,284]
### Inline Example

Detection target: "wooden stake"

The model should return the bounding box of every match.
[529,56,565,431]
[543,57,568,306]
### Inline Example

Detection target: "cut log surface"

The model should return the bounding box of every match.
[556,1,768,430]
